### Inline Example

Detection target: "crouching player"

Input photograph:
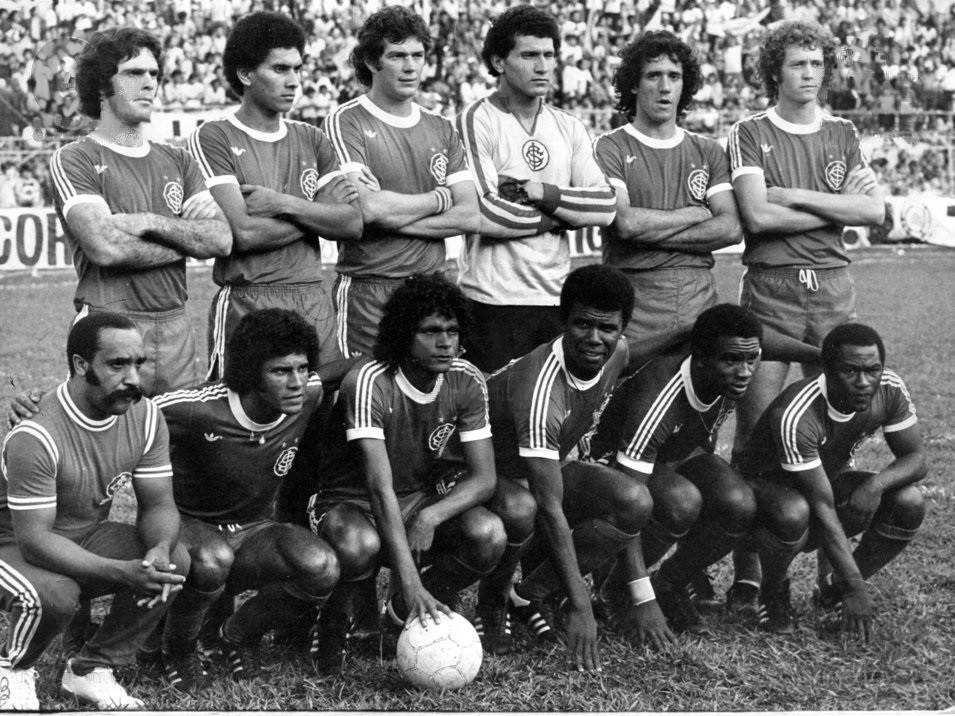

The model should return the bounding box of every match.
[0,313,188,710]
[475,264,651,672]
[587,304,761,644]
[307,275,504,672]
[738,323,926,638]
[153,309,340,692]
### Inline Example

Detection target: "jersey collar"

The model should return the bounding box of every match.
[553,338,603,392]
[817,374,855,422]
[87,133,151,158]
[395,367,444,404]
[766,105,823,134]
[680,356,721,412]
[624,123,685,149]
[357,94,421,129]
[227,389,286,432]
[226,111,289,142]
[57,382,118,431]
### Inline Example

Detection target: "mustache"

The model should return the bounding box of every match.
[109,387,143,403]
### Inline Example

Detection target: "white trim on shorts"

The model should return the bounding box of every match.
[335,274,352,359]
[207,286,231,381]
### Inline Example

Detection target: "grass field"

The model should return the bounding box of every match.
[0,247,954,711]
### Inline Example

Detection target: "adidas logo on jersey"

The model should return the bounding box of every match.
[231,146,246,156]
[94,164,108,174]
[364,129,377,139]
[761,143,773,155]
[204,432,223,442]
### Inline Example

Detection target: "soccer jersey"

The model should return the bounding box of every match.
[587,352,735,474]
[739,371,917,480]
[324,95,472,278]
[317,358,491,499]
[49,136,207,312]
[726,106,865,268]
[595,125,732,270]
[153,374,323,525]
[488,336,629,479]
[188,113,343,285]
[0,383,171,545]
[456,95,616,306]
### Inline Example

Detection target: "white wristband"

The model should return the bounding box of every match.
[627,577,655,606]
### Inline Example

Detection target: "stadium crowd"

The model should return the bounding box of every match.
[1,0,954,205]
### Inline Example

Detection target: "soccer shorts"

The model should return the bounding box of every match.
[77,304,199,397]
[621,267,717,348]
[740,266,856,347]
[178,515,276,553]
[333,274,408,359]
[463,301,563,374]
[206,281,341,380]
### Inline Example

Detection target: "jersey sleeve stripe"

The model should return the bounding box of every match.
[731,167,763,181]
[181,190,214,212]
[623,373,683,461]
[884,415,917,433]
[315,169,344,192]
[451,360,490,429]
[3,423,60,473]
[615,451,654,475]
[445,170,472,186]
[528,354,561,451]
[354,362,387,431]
[780,458,822,472]
[153,384,229,409]
[609,178,627,191]
[62,194,109,219]
[518,446,560,460]
[187,129,217,180]
[706,182,733,198]
[460,426,492,442]
[48,146,77,203]
[324,101,361,164]
[726,123,742,169]
[205,175,239,188]
[133,465,173,479]
[779,382,822,466]
[6,495,58,510]
[143,399,157,453]
[345,427,385,441]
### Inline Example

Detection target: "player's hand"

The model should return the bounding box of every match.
[497,174,530,204]
[354,166,381,192]
[240,184,287,217]
[181,191,220,220]
[841,581,875,642]
[564,603,600,672]
[402,584,453,627]
[406,510,438,558]
[621,600,677,651]
[844,480,882,525]
[121,550,185,605]
[7,390,41,429]
[843,165,878,195]
[321,174,360,205]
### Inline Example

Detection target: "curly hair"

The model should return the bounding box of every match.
[374,274,473,370]
[75,28,162,120]
[67,311,137,377]
[559,264,634,325]
[758,21,837,102]
[350,6,432,87]
[690,304,763,359]
[481,5,560,77]
[614,31,702,118]
[822,323,885,368]
[223,12,305,97]
[223,308,319,394]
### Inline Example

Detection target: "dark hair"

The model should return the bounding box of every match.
[67,311,137,376]
[374,274,473,370]
[614,31,702,118]
[223,308,319,393]
[75,27,162,119]
[690,304,763,358]
[759,21,837,102]
[350,6,431,87]
[559,264,634,325]
[481,5,560,77]
[224,12,306,97]
[822,323,885,368]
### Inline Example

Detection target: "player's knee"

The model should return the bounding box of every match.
[291,538,341,591]
[882,485,926,531]
[39,580,81,628]
[189,541,235,589]
[613,480,653,534]
[492,486,537,540]
[460,512,507,567]
[710,481,757,533]
[331,525,381,579]
[762,495,810,543]
[654,481,702,535]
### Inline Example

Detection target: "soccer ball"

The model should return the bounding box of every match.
[395,611,483,691]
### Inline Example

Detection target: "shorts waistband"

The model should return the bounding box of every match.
[620,266,713,275]
[82,304,187,322]
[338,273,443,286]
[745,265,850,278]
[220,282,324,294]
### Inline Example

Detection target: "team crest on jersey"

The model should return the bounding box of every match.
[99,471,133,506]
[273,447,298,477]
[428,422,456,456]
[686,168,709,203]
[300,168,319,200]
[429,152,448,185]
[163,181,184,214]
[825,160,847,191]
[522,139,550,171]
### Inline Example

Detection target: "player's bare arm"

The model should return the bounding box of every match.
[111,197,233,258]
[238,174,362,241]
[395,180,481,238]
[766,164,885,226]
[733,173,831,236]
[64,202,187,268]
[360,438,451,625]
[525,456,600,671]
[653,189,743,253]
[346,169,453,231]
[208,182,305,252]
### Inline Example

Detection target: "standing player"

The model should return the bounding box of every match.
[726,21,884,603]
[324,6,479,358]
[49,28,232,396]
[738,324,926,637]
[595,31,741,351]
[189,11,362,377]
[456,6,617,373]
[586,304,760,644]
[153,310,340,692]
[307,275,504,672]
[0,313,187,709]
[476,264,651,671]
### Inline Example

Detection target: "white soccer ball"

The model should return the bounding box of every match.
[395,611,483,691]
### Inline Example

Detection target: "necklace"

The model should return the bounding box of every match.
[697,396,727,439]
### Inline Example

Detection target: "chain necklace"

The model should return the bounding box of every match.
[697,396,726,438]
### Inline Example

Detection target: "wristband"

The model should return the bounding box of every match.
[536,182,560,215]
[627,577,655,606]
[433,187,452,215]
